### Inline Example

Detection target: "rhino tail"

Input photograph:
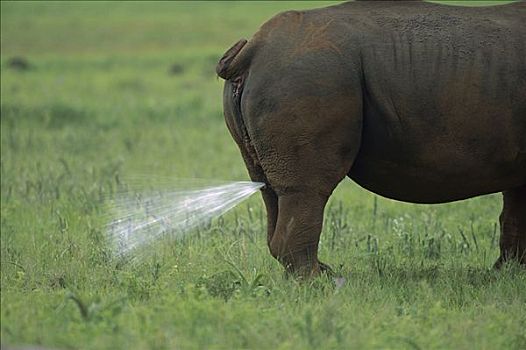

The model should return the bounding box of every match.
[216,39,256,80]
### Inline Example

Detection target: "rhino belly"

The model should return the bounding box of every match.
[348,120,526,204]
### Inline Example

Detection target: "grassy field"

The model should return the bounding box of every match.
[1,1,525,349]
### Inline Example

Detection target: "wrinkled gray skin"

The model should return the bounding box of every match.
[217,1,526,276]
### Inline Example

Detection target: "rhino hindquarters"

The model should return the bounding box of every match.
[239,75,363,275]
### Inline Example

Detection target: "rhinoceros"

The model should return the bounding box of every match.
[216,0,526,276]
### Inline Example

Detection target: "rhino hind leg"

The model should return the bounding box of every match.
[258,124,359,276]
[268,191,332,276]
[261,187,279,246]
[495,185,526,268]
[238,149,279,247]
[259,123,360,276]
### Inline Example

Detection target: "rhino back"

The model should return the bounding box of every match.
[345,1,526,202]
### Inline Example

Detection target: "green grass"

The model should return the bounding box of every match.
[1,1,525,349]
